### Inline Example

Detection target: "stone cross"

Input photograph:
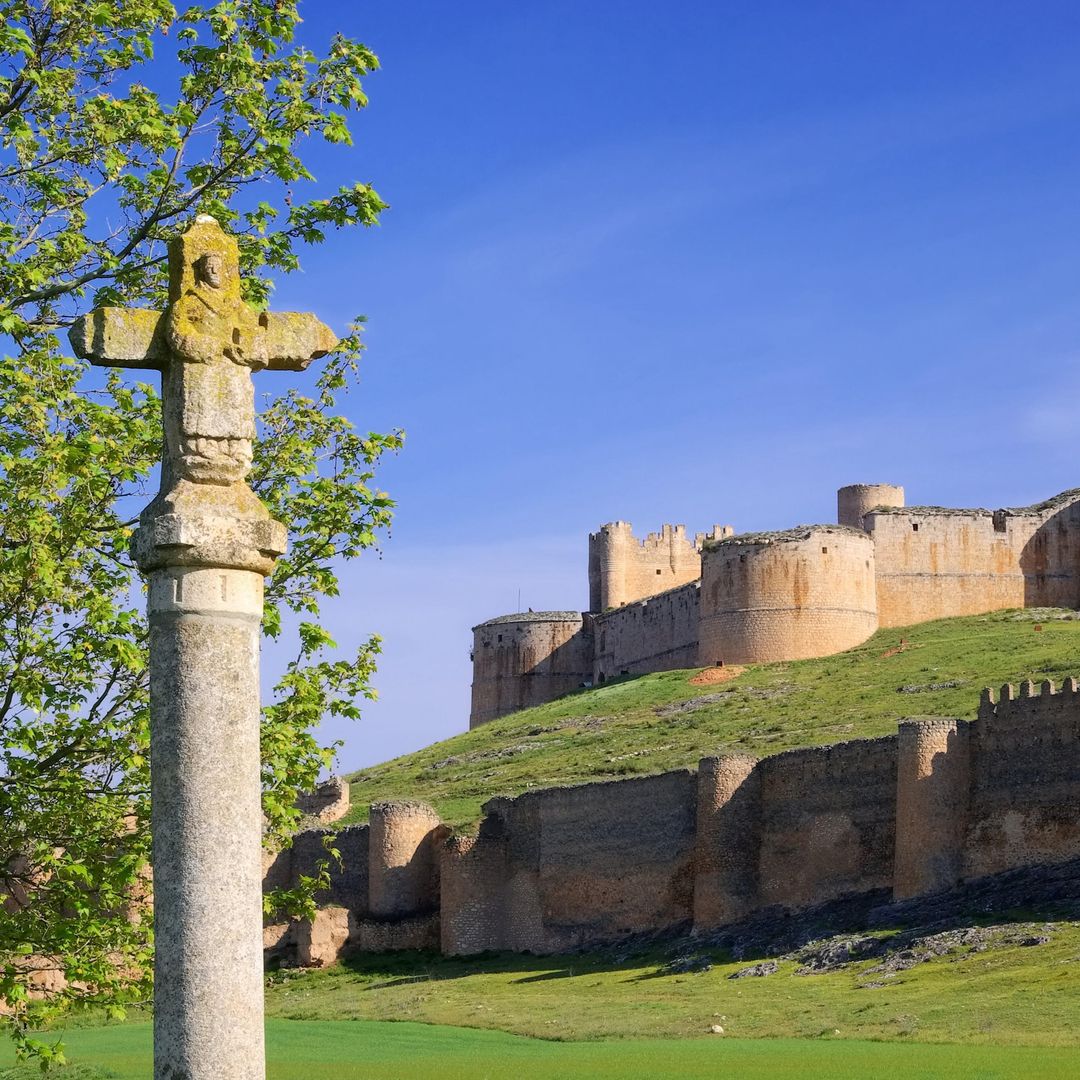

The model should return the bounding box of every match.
[70,216,336,1080]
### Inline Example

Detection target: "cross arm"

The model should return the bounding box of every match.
[259,311,337,372]
[69,307,166,369]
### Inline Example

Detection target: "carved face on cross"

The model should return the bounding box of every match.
[69,215,337,494]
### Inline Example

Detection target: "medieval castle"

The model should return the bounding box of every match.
[470,482,1080,726]
[263,479,1080,967]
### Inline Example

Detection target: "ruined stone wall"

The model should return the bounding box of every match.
[868,490,1080,627]
[276,686,1080,966]
[441,770,697,955]
[588,521,730,612]
[698,526,878,665]
[964,680,1080,879]
[592,581,699,682]
[756,737,898,908]
[470,612,593,728]
[295,776,350,825]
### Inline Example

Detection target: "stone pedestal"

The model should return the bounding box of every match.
[146,561,271,1079]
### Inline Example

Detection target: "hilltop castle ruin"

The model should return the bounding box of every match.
[470,483,1080,726]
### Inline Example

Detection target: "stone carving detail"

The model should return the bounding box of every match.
[70,215,337,576]
[71,214,335,502]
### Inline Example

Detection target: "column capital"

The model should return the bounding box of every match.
[133,508,286,576]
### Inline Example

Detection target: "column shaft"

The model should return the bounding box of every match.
[148,567,266,1080]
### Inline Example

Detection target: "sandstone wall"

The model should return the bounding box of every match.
[470,612,593,727]
[755,736,897,908]
[592,581,700,682]
[441,770,697,955]
[277,684,1080,965]
[868,490,1080,627]
[295,776,350,824]
[368,801,445,919]
[964,680,1080,879]
[698,526,878,665]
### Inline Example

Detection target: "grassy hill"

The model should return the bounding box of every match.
[343,609,1080,827]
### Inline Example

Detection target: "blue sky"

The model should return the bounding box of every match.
[263,2,1080,769]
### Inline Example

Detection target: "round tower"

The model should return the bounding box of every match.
[698,526,878,665]
[588,522,634,611]
[470,612,592,727]
[837,483,904,530]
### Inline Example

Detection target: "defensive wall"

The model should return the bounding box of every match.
[270,681,1080,965]
[471,484,1080,726]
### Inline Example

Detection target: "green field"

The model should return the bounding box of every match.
[344,609,1080,825]
[12,610,1080,1077]
[3,1020,1078,1080]
[262,920,1080,1046]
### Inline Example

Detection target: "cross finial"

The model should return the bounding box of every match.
[69,216,337,506]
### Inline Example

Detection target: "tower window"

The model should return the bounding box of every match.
[912,523,920,533]
[821,546,828,554]
[656,568,662,575]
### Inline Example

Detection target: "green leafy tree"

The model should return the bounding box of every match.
[0,0,399,1062]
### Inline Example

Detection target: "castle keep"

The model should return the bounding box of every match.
[471,483,1080,727]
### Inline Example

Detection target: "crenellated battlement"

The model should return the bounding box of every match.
[977,676,1080,721]
[587,518,733,613]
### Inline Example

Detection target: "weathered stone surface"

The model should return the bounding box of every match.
[295,906,355,967]
[70,215,335,1080]
[296,776,351,825]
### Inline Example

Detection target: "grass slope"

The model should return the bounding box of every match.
[261,920,1080,1046]
[3,1020,1078,1080]
[346,609,1080,826]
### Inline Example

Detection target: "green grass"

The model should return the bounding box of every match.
[3,1020,1078,1080]
[260,919,1080,1046]
[345,609,1080,826]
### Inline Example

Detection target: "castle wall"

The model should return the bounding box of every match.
[868,492,1080,627]
[368,801,444,919]
[755,736,897,908]
[592,581,699,682]
[470,612,593,728]
[442,770,697,955]
[278,681,1080,964]
[693,754,759,929]
[284,824,371,915]
[964,679,1080,880]
[894,718,970,899]
[698,526,878,665]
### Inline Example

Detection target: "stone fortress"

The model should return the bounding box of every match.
[470,483,1080,726]
[265,477,1080,968]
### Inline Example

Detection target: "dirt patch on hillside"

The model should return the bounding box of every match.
[690,666,745,687]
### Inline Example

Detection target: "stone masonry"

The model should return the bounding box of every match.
[275,680,1080,963]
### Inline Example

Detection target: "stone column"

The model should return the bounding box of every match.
[133,505,287,1080]
[143,548,280,1078]
[69,215,337,1079]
